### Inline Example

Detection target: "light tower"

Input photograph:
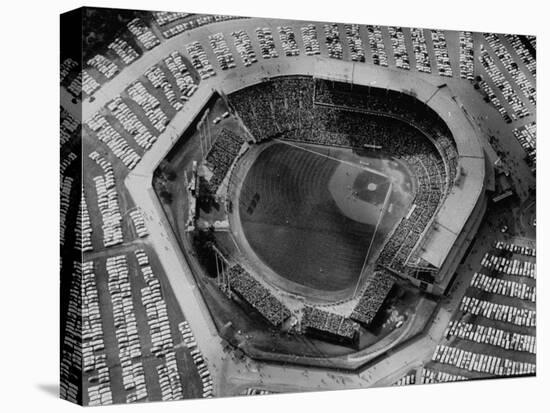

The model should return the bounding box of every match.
[196,108,211,161]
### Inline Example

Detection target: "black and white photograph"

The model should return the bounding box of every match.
[57,4,540,407]
[1,1,547,412]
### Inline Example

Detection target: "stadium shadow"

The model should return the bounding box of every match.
[36,383,59,398]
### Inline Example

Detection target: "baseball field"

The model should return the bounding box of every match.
[236,141,414,295]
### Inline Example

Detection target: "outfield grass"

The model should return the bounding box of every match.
[238,142,402,292]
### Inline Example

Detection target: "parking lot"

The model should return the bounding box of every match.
[82,245,204,404]
[426,238,535,380]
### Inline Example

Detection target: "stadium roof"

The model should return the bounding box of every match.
[420,156,486,267]
[438,156,486,233]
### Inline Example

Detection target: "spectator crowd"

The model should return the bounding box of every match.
[229,76,458,281]
[350,272,394,326]
[205,129,245,193]
[227,264,291,327]
[301,306,360,341]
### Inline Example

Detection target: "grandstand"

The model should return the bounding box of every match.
[226,71,484,296]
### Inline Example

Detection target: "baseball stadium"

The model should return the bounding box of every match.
[153,59,487,363]
[60,8,536,405]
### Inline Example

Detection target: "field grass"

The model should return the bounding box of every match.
[238,142,398,292]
